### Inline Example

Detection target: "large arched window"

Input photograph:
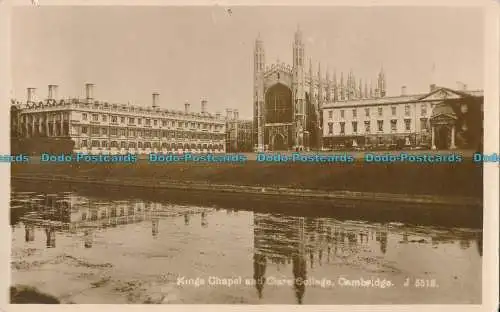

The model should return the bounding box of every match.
[265,84,293,124]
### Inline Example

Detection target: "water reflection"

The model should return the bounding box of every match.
[475,231,482,257]
[250,213,482,304]
[12,190,213,249]
[152,218,159,238]
[201,212,208,227]
[11,188,482,304]
[24,225,34,242]
[45,227,56,248]
[251,215,391,303]
[84,229,93,248]
[253,253,266,299]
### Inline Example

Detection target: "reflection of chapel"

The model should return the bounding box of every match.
[251,214,394,304]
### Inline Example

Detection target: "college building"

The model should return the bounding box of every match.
[322,84,483,150]
[225,108,254,153]
[253,26,483,151]
[11,83,227,154]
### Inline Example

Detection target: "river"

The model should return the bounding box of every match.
[10,181,482,304]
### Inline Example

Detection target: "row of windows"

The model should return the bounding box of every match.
[81,206,143,221]
[81,113,221,130]
[81,140,225,150]
[80,126,225,140]
[23,125,69,137]
[22,113,70,123]
[327,104,429,119]
[80,102,217,119]
[327,118,429,134]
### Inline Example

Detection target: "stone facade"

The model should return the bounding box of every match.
[253,27,387,152]
[225,108,253,152]
[322,86,483,150]
[11,84,226,154]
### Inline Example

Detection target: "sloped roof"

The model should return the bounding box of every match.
[431,103,456,118]
[417,86,482,101]
[325,94,422,108]
[323,86,483,109]
[463,90,483,97]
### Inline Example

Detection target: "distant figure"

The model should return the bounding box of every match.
[10,285,60,304]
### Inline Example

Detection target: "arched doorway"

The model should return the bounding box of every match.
[436,125,450,150]
[272,134,287,151]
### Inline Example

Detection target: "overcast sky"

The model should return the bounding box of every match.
[11,6,484,118]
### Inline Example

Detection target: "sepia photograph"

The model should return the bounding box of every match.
[5,2,494,307]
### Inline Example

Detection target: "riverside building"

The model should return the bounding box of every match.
[322,84,484,150]
[254,26,483,151]
[11,84,227,154]
[253,26,399,151]
[253,27,324,152]
[225,108,254,152]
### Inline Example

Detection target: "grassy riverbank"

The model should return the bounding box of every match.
[11,160,482,198]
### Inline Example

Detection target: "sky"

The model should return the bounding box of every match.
[11,6,484,119]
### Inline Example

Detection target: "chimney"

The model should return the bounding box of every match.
[233,109,239,120]
[201,98,208,114]
[85,83,94,103]
[48,85,58,100]
[152,92,159,108]
[463,84,467,91]
[430,84,437,92]
[215,111,221,119]
[401,86,407,96]
[26,87,36,103]
[184,100,190,114]
[226,108,233,120]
